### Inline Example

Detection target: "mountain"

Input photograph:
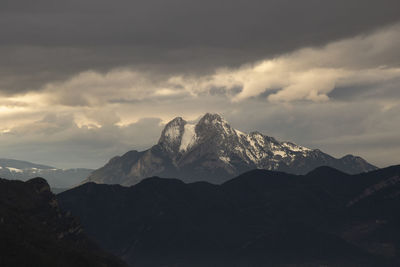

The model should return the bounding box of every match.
[0,177,126,267]
[0,158,93,189]
[86,113,376,186]
[58,165,400,266]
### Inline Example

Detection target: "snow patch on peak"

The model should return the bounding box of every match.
[282,142,311,152]
[219,156,231,164]
[6,167,23,173]
[235,129,245,137]
[251,133,265,146]
[179,123,197,152]
[221,122,233,135]
[273,150,287,158]
[164,124,181,141]
[161,117,186,143]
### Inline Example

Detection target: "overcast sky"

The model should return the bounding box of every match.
[0,0,399,169]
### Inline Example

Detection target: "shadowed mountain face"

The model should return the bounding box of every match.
[0,177,126,267]
[0,158,93,189]
[58,165,400,266]
[85,113,376,186]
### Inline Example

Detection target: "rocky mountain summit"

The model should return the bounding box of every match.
[86,113,376,185]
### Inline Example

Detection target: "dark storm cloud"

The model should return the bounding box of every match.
[1,0,400,47]
[1,0,400,93]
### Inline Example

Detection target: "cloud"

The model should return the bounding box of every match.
[171,23,400,103]
[0,23,400,169]
[8,23,399,110]
[0,0,399,95]
[0,115,164,168]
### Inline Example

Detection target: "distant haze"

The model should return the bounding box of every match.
[0,0,399,169]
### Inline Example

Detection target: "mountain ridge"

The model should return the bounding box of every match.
[0,158,93,189]
[59,165,400,266]
[0,177,126,267]
[86,113,377,186]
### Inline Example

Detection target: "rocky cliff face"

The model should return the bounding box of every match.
[86,113,377,186]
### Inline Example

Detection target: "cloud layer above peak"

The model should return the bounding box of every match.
[0,2,399,169]
[15,23,400,108]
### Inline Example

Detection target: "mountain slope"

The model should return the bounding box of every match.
[86,113,376,186]
[58,165,400,266]
[0,177,126,267]
[0,158,93,188]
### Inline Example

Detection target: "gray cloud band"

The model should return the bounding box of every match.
[0,0,400,94]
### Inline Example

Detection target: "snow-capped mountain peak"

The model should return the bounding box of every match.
[157,113,313,167]
[86,113,377,186]
[158,116,186,153]
[159,113,234,154]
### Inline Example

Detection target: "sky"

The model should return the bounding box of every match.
[0,0,399,169]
